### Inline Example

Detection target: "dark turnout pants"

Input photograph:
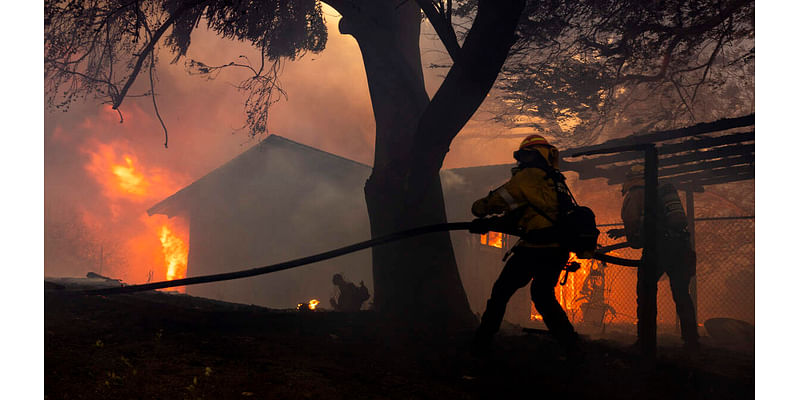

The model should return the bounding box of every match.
[637,238,699,345]
[475,246,576,349]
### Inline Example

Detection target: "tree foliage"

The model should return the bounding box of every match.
[45,0,327,145]
[455,0,754,145]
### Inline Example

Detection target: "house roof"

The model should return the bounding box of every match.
[147,134,371,217]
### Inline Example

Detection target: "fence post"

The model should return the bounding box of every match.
[639,145,659,359]
[685,190,698,329]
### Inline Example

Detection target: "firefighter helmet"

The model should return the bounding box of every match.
[518,134,554,151]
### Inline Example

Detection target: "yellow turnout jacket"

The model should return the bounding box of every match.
[471,155,561,248]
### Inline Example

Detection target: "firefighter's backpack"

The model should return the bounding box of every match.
[532,166,600,259]
[557,204,600,259]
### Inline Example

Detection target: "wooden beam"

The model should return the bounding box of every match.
[658,154,753,178]
[562,114,754,158]
[606,159,754,185]
[670,171,755,187]
[658,131,754,155]
[661,163,754,183]
[562,133,754,174]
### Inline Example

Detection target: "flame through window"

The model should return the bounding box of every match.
[480,232,504,249]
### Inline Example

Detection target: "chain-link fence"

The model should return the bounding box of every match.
[529,216,755,336]
[693,217,755,325]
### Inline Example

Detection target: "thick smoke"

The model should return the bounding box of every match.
[45,6,756,325]
[44,8,514,286]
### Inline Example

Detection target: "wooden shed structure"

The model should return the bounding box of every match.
[560,113,755,356]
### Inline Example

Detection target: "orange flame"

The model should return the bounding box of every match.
[111,156,149,196]
[480,232,504,248]
[531,252,591,321]
[85,141,184,203]
[83,140,189,286]
[159,225,188,282]
[297,299,321,311]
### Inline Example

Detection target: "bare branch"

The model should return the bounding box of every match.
[113,0,209,110]
[691,22,728,103]
[136,4,170,148]
[416,0,462,63]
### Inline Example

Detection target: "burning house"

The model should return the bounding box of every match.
[148,114,755,334]
[147,134,535,322]
[148,135,372,310]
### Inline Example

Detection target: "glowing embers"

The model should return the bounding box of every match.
[297,299,321,311]
[480,232,504,248]
[159,225,188,283]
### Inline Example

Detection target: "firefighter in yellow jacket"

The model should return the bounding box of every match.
[470,134,578,356]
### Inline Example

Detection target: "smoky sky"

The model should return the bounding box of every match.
[43,5,755,284]
[43,8,520,282]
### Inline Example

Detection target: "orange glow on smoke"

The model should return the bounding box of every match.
[480,232,504,248]
[84,140,189,286]
[85,141,184,203]
[111,156,149,196]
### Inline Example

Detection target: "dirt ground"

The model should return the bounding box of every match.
[45,285,754,400]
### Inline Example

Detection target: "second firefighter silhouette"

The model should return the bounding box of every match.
[470,134,578,355]
[608,165,699,348]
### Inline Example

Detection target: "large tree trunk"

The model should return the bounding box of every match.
[335,0,475,328]
[331,0,526,329]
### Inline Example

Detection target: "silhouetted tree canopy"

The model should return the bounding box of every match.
[455,0,754,145]
[45,0,328,145]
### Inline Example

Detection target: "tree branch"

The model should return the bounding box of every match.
[415,0,462,63]
[405,0,526,201]
[137,5,170,148]
[691,21,728,103]
[112,0,208,110]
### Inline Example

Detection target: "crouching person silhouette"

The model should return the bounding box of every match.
[329,273,370,312]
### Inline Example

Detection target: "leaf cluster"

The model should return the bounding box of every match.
[45,0,328,138]
[165,0,326,63]
[456,0,754,145]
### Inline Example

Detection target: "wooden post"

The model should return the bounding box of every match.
[685,190,698,328]
[639,145,659,359]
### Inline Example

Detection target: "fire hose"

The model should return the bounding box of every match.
[81,222,639,296]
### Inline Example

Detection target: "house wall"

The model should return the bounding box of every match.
[450,231,536,327]
[183,142,373,310]
[174,139,534,325]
